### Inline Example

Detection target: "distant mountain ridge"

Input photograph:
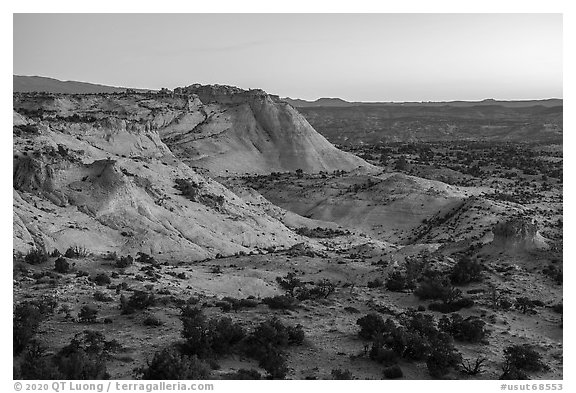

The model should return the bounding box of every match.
[13,75,153,94]
[283,96,563,108]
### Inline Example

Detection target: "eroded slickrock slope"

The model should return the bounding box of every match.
[160,85,375,175]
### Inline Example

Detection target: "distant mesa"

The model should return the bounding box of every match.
[283,96,562,109]
[13,75,153,94]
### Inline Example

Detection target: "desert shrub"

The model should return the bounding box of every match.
[450,257,483,285]
[136,252,157,266]
[50,249,62,258]
[54,257,71,273]
[313,279,336,299]
[331,369,354,380]
[275,272,303,296]
[369,343,399,365]
[120,290,156,314]
[78,305,98,323]
[248,318,304,350]
[426,336,462,378]
[143,314,163,327]
[24,248,48,265]
[180,306,245,358]
[93,291,113,302]
[461,356,487,375]
[262,295,298,310]
[367,278,384,288]
[356,313,388,340]
[503,345,547,372]
[383,364,403,379]
[92,273,111,286]
[414,277,452,301]
[438,314,486,343]
[500,365,529,380]
[54,331,116,379]
[222,369,262,380]
[400,311,439,339]
[257,345,288,379]
[138,347,211,380]
[16,340,63,379]
[385,271,410,291]
[514,297,540,314]
[219,296,259,312]
[216,301,232,312]
[295,226,349,238]
[402,331,431,361]
[115,255,133,268]
[13,303,45,355]
[180,307,211,358]
[208,317,246,356]
[428,297,474,313]
[242,318,304,379]
[64,245,89,259]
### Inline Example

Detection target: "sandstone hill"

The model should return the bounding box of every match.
[13,86,375,259]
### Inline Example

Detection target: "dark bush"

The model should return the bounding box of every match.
[414,277,452,301]
[13,302,45,355]
[138,347,211,380]
[120,290,156,314]
[54,331,115,379]
[439,314,486,343]
[428,297,474,313]
[514,297,539,314]
[385,271,410,292]
[136,252,157,266]
[93,291,113,302]
[143,314,163,327]
[54,257,71,273]
[262,295,298,310]
[503,345,547,372]
[450,257,483,285]
[242,317,304,379]
[275,272,303,296]
[24,248,48,265]
[16,340,63,379]
[115,255,133,268]
[92,273,111,286]
[257,345,288,379]
[356,313,388,340]
[208,317,246,356]
[78,305,98,323]
[426,336,462,378]
[180,306,245,358]
[64,246,89,259]
[461,356,487,375]
[370,343,399,365]
[383,364,403,379]
[367,278,384,288]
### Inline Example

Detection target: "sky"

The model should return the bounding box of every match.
[13,13,562,102]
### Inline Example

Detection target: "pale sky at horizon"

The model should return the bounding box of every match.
[13,13,562,102]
